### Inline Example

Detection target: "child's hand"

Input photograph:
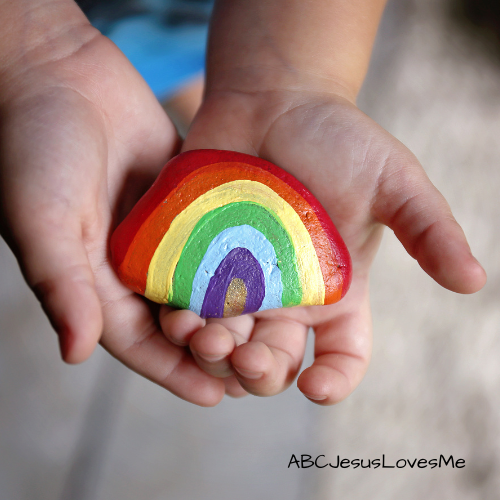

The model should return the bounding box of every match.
[0,8,227,406]
[157,81,486,404]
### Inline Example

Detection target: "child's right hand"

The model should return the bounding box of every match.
[0,1,228,406]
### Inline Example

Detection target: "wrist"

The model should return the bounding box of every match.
[204,64,359,105]
[206,0,387,103]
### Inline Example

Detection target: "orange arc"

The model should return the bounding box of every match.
[119,161,342,304]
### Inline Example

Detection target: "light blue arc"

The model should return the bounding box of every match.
[189,225,283,315]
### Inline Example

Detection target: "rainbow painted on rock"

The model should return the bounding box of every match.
[111,150,352,318]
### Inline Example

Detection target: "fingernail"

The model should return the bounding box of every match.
[303,393,327,401]
[195,352,227,363]
[234,367,263,380]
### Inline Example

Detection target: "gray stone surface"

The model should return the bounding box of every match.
[0,235,321,500]
[1,0,500,499]
[316,1,500,498]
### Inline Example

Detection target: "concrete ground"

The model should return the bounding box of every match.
[1,0,500,499]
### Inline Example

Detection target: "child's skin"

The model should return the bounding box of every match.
[0,0,486,406]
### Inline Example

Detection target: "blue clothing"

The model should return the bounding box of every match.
[77,0,213,100]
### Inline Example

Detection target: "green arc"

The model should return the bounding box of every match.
[170,201,302,308]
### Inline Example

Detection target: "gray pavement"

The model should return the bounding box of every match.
[1,0,500,499]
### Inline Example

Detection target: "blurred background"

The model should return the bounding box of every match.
[1,0,500,498]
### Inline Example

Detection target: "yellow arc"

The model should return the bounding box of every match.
[145,180,325,307]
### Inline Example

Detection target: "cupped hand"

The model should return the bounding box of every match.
[0,29,226,406]
[159,84,486,404]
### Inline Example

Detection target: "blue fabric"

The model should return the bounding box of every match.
[79,0,213,99]
[107,15,208,99]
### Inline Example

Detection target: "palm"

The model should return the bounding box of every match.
[166,89,485,403]
[1,34,226,405]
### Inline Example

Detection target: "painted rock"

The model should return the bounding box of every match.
[110,150,352,318]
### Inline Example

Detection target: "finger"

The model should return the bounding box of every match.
[230,316,309,396]
[206,314,256,342]
[189,323,237,378]
[159,304,255,348]
[297,276,372,405]
[100,284,226,407]
[160,309,253,378]
[374,149,486,293]
[159,307,206,346]
[223,376,248,398]
[9,218,103,364]
[187,318,251,378]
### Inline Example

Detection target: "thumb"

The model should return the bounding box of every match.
[373,149,486,294]
[4,215,103,363]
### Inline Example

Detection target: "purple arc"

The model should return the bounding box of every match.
[200,247,265,318]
